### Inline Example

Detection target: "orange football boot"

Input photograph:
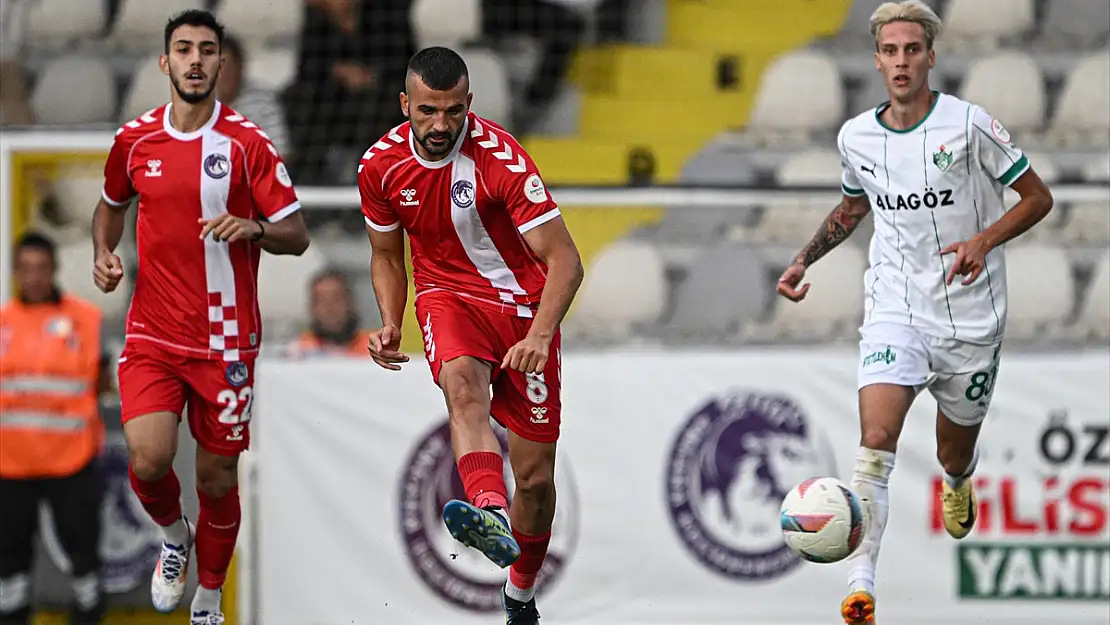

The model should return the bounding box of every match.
[841,589,876,624]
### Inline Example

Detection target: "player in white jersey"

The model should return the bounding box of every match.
[775,2,1054,623]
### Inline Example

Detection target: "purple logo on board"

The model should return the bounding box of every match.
[399,418,579,612]
[665,391,837,580]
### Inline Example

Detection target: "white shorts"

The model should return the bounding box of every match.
[857,322,1002,426]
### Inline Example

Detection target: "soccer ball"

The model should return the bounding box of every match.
[780,477,867,564]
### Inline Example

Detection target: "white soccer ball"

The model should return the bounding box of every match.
[780,477,868,564]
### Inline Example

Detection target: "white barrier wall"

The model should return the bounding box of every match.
[252,349,1110,625]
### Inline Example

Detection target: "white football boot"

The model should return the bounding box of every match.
[150,518,195,612]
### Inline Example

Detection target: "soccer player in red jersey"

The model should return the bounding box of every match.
[360,47,584,624]
[90,10,309,624]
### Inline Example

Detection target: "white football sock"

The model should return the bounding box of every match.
[943,445,980,489]
[192,586,221,614]
[0,573,30,613]
[504,578,535,603]
[161,515,189,547]
[71,573,100,610]
[847,447,896,595]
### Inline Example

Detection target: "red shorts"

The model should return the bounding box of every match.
[415,291,562,443]
[118,340,256,456]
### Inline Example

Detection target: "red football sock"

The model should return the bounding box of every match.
[508,530,551,590]
[195,485,242,590]
[457,451,509,510]
[128,466,182,527]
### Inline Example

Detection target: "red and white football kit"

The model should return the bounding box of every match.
[104,102,299,455]
[358,113,562,443]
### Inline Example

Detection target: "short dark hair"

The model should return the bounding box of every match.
[311,267,352,293]
[14,231,56,265]
[164,9,225,54]
[406,47,469,91]
[222,33,244,64]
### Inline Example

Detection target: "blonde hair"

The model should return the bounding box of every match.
[870,1,943,49]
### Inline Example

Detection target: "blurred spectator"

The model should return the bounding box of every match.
[218,34,292,157]
[286,0,415,185]
[0,0,33,126]
[287,268,373,357]
[0,232,109,625]
[482,0,584,132]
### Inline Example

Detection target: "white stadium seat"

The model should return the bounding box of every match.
[1004,244,1074,341]
[941,0,1034,49]
[109,0,197,49]
[1082,153,1110,183]
[1068,252,1110,341]
[756,244,866,341]
[215,0,302,45]
[51,163,109,228]
[1060,203,1110,245]
[1047,51,1110,147]
[564,241,666,340]
[120,54,169,123]
[32,56,117,125]
[26,0,107,47]
[747,50,843,140]
[411,0,482,49]
[56,241,133,320]
[776,149,843,187]
[257,241,328,339]
[959,52,1045,136]
[754,202,826,245]
[457,48,510,126]
[244,46,298,92]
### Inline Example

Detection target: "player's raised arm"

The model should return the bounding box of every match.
[92,128,135,293]
[940,110,1054,285]
[358,156,409,370]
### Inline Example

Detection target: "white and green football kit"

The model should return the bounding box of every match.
[839,92,1029,425]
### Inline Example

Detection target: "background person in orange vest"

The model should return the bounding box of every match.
[0,232,110,625]
[288,268,373,357]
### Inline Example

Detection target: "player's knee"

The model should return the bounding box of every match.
[442,371,490,423]
[195,454,239,498]
[859,423,900,453]
[129,448,174,482]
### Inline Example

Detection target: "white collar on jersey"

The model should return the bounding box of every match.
[163,100,223,141]
[408,115,470,170]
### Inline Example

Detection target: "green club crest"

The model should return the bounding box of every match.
[933,144,953,172]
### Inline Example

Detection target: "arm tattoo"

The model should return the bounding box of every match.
[795,198,870,267]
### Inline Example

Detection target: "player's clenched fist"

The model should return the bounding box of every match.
[368,324,410,371]
[197,215,263,243]
[776,262,811,302]
[502,333,550,375]
[93,250,124,293]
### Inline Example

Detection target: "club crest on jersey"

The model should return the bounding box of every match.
[204,153,230,179]
[225,361,249,387]
[933,145,954,173]
[451,180,475,209]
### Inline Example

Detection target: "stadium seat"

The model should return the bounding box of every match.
[26,0,107,48]
[655,206,754,243]
[749,244,865,341]
[1040,0,1110,50]
[776,149,843,187]
[51,163,108,227]
[745,50,844,142]
[564,241,666,340]
[941,0,1034,49]
[215,0,302,45]
[1023,153,1059,184]
[109,0,198,49]
[752,202,826,245]
[31,56,117,125]
[1046,51,1110,147]
[457,48,510,126]
[1005,244,1074,340]
[245,46,297,92]
[55,241,133,320]
[1067,251,1110,341]
[120,55,168,123]
[661,244,768,339]
[1059,203,1110,245]
[411,0,482,49]
[678,143,759,186]
[959,52,1045,136]
[256,241,328,340]
[1082,153,1110,182]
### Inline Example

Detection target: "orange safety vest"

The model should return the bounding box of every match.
[0,294,104,479]
[290,329,373,358]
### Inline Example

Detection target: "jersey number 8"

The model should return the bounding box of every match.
[217,387,254,424]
